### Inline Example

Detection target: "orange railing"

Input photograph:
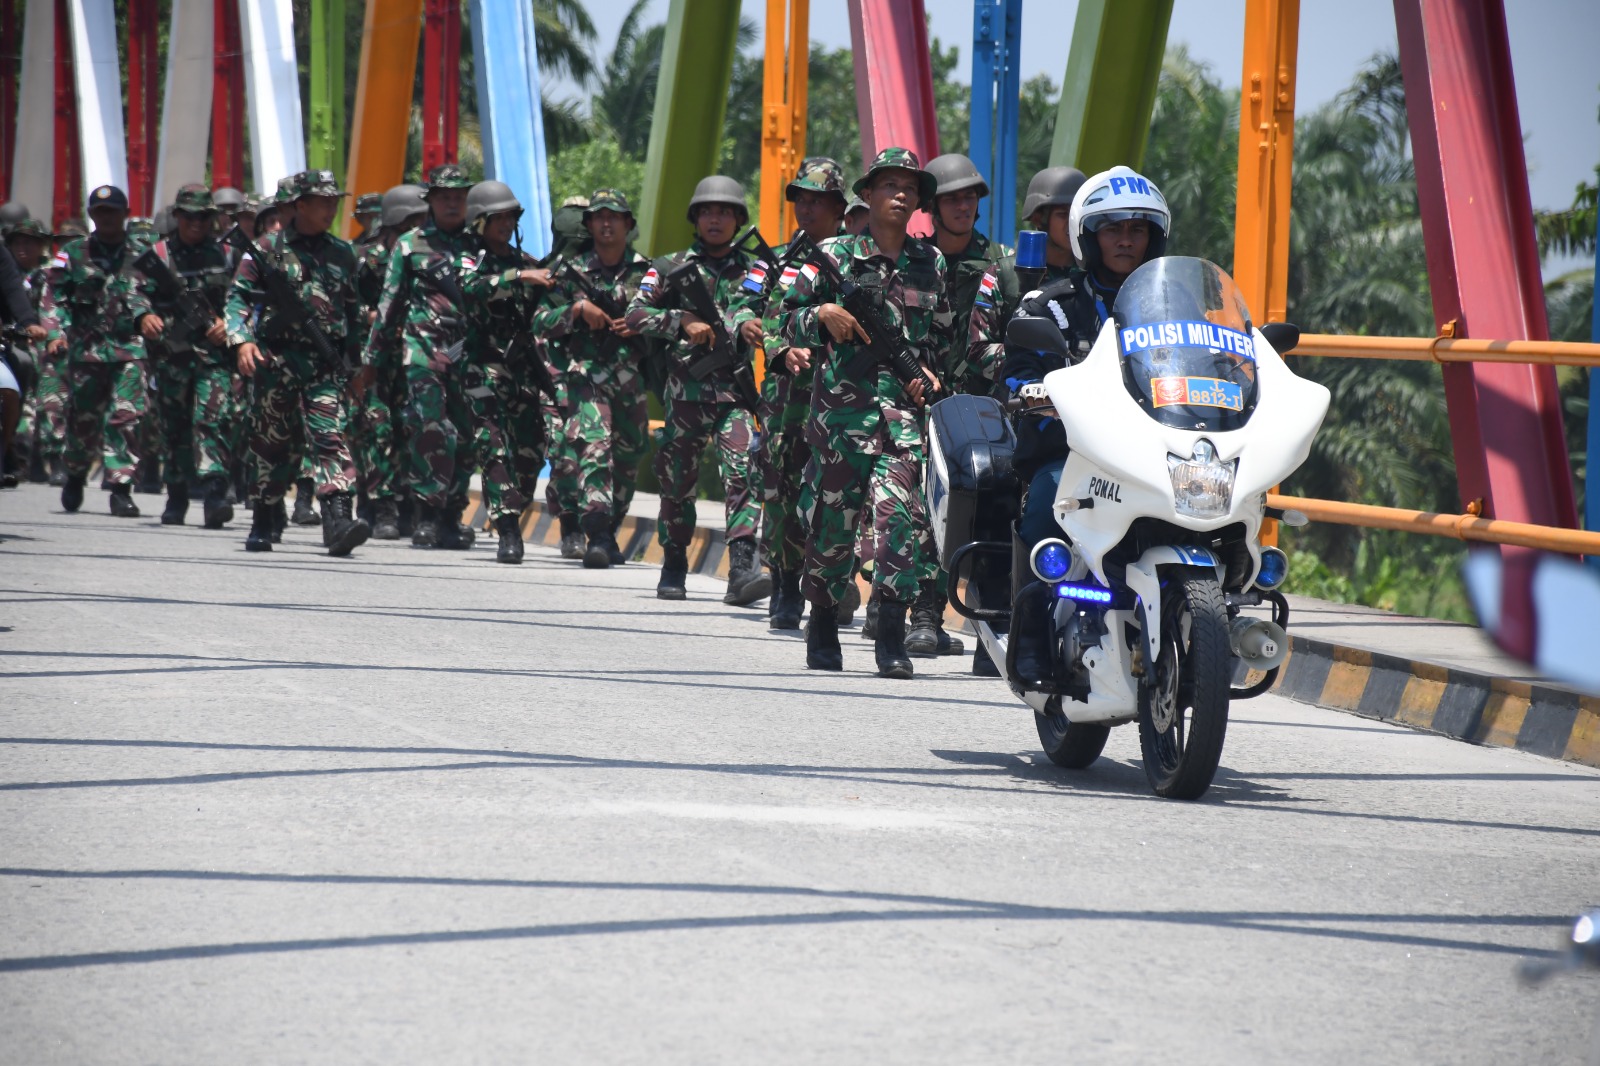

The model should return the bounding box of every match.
[1295,332,1600,368]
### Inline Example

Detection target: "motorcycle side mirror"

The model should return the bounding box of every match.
[1260,321,1300,355]
[1005,316,1074,359]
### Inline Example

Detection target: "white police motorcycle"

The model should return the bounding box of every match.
[928,256,1329,799]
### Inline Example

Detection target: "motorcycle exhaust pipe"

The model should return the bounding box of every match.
[1230,617,1288,670]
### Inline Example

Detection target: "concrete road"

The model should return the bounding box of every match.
[3,483,1598,1064]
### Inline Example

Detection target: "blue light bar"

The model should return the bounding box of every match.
[1056,582,1114,604]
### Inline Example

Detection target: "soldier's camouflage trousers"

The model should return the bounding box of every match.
[348,387,400,501]
[541,373,581,517]
[757,374,812,571]
[64,360,147,487]
[567,376,647,523]
[157,360,237,484]
[402,363,474,508]
[799,435,936,606]
[247,367,355,504]
[468,365,545,521]
[653,396,759,548]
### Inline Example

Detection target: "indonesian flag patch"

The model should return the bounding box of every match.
[741,261,770,293]
[640,266,659,294]
[975,272,997,308]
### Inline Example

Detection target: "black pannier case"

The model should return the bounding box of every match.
[926,394,1020,567]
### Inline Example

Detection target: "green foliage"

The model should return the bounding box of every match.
[546,139,644,213]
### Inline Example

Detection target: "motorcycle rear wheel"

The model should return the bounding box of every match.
[1137,570,1231,799]
[1035,698,1111,769]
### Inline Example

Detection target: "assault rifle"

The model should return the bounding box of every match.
[559,258,630,362]
[731,225,793,307]
[502,329,559,403]
[220,226,350,374]
[134,246,219,351]
[660,260,762,419]
[785,232,944,404]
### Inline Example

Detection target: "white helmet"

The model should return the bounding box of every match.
[1068,166,1170,275]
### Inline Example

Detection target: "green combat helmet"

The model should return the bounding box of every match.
[685,175,748,225]
[290,169,347,200]
[551,195,589,256]
[465,180,521,228]
[172,183,218,216]
[212,187,246,215]
[852,147,936,209]
[844,195,868,219]
[152,206,175,237]
[424,164,472,194]
[786,157,847,203]
[1021,166,1086,223]
[381,184,428,228]
[0,201,30,237]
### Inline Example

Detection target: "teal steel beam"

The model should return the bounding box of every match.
[637,0,740,256]
[1049,0,1172,174]
[308,0,346,181]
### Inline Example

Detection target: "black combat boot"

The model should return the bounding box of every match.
[770,570,804,631]
[371,496,401,540]
[557,513,584,559]
[494,513,524,564]
[805,602,843,671]
[874,598,914,680]
[437,497,475,550]
[321,492,370,557]
[25,449,46,484]
[245,501,275,552]
[606,513,628,565]
[723,538,772,607]
[136,458,162,495]
[396,496,415,538]
[835,580,861,627]
[972,642,1003,677]
[906,579,966,658]
[411,503,440,548]
[1011,581,1057,687]
[860,594,880,640]
[46,455,67,487]
[160,482,189,525]
[61,472,86,512]
[291,478,319,525]
[657,544,688,600]
[271,500,287,542]
[581,512,612,569]
[109,483,141,518]
[201,474,233,529]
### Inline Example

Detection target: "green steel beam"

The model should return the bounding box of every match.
[637,0,741,256]
[1049,0,1173,174]
[309,0,347,181]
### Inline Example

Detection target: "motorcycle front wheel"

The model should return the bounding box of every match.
[1035,698,1111,769]
[1137,569,1231,799]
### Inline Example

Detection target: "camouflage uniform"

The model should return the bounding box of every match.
[623,239,761,551]
[39,196,154,492]
[775,150,953,608]
[541,196,592,527]
[138,186,239,489]
[458,241,549,522]
[9,222,61,468]
[351,232,404,504]
[223,172,363,505]
[531,190,652,531]
[938,231,1011,396]
[362,165,476,512]
[966,253,1076,392]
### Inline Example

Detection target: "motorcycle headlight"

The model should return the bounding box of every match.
[1167,439,1238,519]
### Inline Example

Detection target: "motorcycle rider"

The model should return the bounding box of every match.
[1003,166,1170,685]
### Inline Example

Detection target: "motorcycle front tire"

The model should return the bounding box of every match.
[1036,698,1111,769]
[1137,569,1231,800]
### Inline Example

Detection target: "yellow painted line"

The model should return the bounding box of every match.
[1562,699,1600,768]
[1475,689,1530,749]
[1319,653,1372,711]
[1393,674,1446,731]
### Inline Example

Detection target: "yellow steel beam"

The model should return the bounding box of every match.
[759,0,808,243]
[1231,0,1298,326]
[343,0,424,239]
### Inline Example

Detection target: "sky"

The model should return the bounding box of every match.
[550,0,1600,229]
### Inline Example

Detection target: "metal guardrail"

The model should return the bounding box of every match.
[1295,333,1600,368]
[1268,493,1600,556]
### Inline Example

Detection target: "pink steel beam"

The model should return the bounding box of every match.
[125,0,159,214]
[51,0,78,228]
[1394,0,1579,660]
[211,0,245,191]
[846,0,939,235]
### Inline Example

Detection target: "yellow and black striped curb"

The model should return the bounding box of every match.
[1268,635,1599,769]
[469,495,1598,770]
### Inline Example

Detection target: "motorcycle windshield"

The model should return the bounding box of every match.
[1111,257,1260,431]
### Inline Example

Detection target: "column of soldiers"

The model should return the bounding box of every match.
[1,146,1083,684]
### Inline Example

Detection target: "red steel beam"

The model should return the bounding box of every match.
[0,0,17,196]
[211,0,245,191]
[51,0,79,228]
[421,0,461,172]
[443,0,459,165]
[1394,0,1578,660]
[126,0,160,214]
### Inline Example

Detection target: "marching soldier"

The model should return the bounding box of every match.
[40,185,155,517]
[225,170,370,556]
[772,148,952,679]
[136,184,239,529]
[546,194,592,559]
[212,187,247,237]
[350,193,383,248]
[457,180,556,564]
[624,175,769,606]
[531,188,652,569]
[363,164,478,549]
[730,157,848,630]
[6,219,62,484]
[351,183,426,539]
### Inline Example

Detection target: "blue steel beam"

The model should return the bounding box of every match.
[968,0,1021,241]
[470,0,552,256]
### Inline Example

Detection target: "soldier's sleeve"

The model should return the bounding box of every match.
[528,274,579,337]
[460,256,523,305]
[362,239,408,364]
[921,250,955,372]
[39,256,70,341]
[622,260,682,340]
[339,249,363,366]
[967,264,1006,384]
[777,245,840,350]
[223,254,263,347]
